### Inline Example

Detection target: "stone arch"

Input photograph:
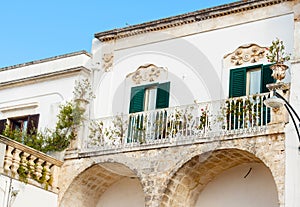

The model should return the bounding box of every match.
[59,161,144,207]
[160,148,280,207]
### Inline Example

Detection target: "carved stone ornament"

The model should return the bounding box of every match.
[270,64,289,82]
[127,64,167,85]
[224,44,266,66]
[102,53,114,72]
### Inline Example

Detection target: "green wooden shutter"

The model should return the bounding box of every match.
[129,86,145,113]
[27,114,40,135]
[229,68,246,98]
[0,119,7,134]
[156,82,170,109]
[261,64,275,93]
[261,65,274,124]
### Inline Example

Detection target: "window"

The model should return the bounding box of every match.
[128,82,170,142]
[0,114,40,135]
[129,82,170,113]
[247,68,261,95]
[144,87,157,111]
[229,64,274,98]
[228,65,274,128]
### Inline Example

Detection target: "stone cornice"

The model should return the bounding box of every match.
[0,50,91,72]
[0,66,90,88]
[95,0,294,42]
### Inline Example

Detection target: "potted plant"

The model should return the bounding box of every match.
[266,38,291,82]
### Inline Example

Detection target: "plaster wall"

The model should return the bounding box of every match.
[96,177,144,207]
[285,61,300,207]
[0,175,57,207]
[283,1,300,205]
[92,12,294,118]
[0,71,88,130]
[195,163,278,207]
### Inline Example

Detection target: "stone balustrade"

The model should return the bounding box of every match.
[0,135,63,193]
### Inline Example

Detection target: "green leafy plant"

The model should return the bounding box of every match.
[221,95,266,130]
[73,78,95,101]
[167,108,183,137]
[197,105,209,131]
[42,101,85,152]
[16,157,53,190]
[2,101,84,153]
[17,163,29,183]
[1,79,93,153]
[2,124,46,152]
[89,115,129,146]
[266,38,291,64]
[88,120,104,146]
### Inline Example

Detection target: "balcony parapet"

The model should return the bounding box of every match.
[81,93,285,156]
[0,135,63,193]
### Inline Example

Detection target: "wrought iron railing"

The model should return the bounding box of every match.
[86,93,271,150]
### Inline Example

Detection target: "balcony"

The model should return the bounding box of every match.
[0,135,63,193]
[84,93,273,154]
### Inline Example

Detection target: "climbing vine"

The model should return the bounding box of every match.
[1,78,93,153]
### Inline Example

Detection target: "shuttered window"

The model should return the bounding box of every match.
[0,114,40,136]
[261,65,274,93]
[229,64,274,97]
[0,119,6,134]
[27,114,40,135]
[129,86,145,113]
[229,68,247,98]
[156,82,170,109]
[129,82,170,113]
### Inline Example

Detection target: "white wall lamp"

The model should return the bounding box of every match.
[264,90,300,150]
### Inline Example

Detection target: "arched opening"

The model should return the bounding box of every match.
[60,162,145,207]
[195,162,278,207]
[96,177,144,207]
[161,149,279,207]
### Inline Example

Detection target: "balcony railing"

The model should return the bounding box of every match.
[0,135,63,193]
[85,93,271,151]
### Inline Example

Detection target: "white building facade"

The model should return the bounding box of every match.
[1,0,300,206]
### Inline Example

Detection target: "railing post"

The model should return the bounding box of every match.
[28,154,37,176]
[4,145,14,174]
[11,148,21,177]
[267,83,290,124]
[44,162,52,183]
[50,165,60,190]
[0,142,6,173]
[34,158,44,180]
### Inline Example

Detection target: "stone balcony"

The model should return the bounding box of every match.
[60,91,289,207]
[81,92,280,156]
[0,135,63,193]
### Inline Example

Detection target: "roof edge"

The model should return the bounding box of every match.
[0,50,92,72]
[95,0,293,42]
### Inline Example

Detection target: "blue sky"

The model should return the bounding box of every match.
[0,0,237,68]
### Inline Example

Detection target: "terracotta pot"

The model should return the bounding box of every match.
[270,63,288,82]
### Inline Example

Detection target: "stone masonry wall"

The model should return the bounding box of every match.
[59,131,285,207]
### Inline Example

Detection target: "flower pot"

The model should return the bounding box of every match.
[74,98,89,110]
[270,64,288,82]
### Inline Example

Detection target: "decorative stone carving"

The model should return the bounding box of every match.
[102,53,114,72]
[270,64,289,82]
[127,64,168,85]
[266,82,290,92]
[224,44,266,66]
